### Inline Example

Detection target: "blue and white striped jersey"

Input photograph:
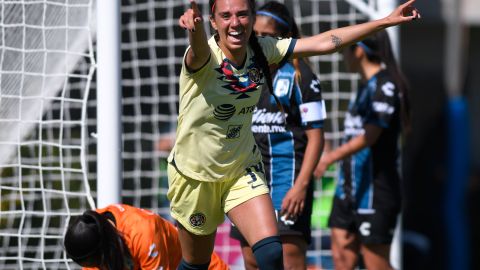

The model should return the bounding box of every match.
[252,59,325,210]
[336,69,401,212]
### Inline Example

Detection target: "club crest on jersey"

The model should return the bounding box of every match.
[189,213,206,227]
[248,67,261,84]
[215,57,263,99]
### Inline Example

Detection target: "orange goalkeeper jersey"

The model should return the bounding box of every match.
[82,204,228,270]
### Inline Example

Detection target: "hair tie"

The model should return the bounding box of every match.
[256,11,289,28]
[357,41,374,56]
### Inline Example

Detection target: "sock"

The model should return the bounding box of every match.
[252,235,284,270]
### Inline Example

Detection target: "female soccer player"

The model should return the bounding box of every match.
[314,30,410,270]
[228,2,325,269]
[172,0,419,269]
[63,204,228,270]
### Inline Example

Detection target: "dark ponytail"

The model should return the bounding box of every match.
[360,30,411,134]
[248,34,275,98]
[257,1,305,85]
[64,210,131,270]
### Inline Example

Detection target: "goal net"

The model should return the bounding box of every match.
[0,0,394,269]
[0,0,95,269]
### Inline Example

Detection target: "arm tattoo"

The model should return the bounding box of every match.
[331,35,342,49]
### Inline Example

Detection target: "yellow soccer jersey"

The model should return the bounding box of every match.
[169,36,296,182]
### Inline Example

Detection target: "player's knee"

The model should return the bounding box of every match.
[177,258,210,270]
[252,235,284,270]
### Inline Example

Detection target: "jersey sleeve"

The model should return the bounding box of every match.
[257,36,296,66]
[181,45,214,78]
[297,60,326,129]
[365,79,397,128]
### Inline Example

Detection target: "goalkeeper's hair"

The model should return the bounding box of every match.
[64,210,131,270]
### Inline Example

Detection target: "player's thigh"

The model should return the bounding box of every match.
[225,165,277,245]
[330,227,360,253]
[167,163,224,235]
[281,235,307,270]
[227,193,277,245]
[330,227,361,270]
[177,222,216,264]
[328,197,360,255]
[360,243,393,270]
[354,208,398,269]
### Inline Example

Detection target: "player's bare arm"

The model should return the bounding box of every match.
[179,0,210,71]
[314,124,382,178]
[293,0,420,57]
[281,128,323,217]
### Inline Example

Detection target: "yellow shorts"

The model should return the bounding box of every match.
[167,162,269,235]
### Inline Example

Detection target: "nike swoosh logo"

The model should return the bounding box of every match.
[251,184,262,189]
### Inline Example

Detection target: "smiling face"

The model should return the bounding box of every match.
[210,0,254,62]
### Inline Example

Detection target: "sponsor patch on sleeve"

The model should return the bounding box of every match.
[299,100,327,122]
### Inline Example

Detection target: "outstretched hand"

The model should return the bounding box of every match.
[179,0,203,32]
[386,0,421,26]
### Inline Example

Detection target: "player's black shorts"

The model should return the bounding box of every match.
[230,201,313,245]
[328,196,399,244]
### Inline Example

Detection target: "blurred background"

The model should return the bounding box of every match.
[400,0,479,269]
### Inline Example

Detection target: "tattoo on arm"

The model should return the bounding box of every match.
[331,35,342,49]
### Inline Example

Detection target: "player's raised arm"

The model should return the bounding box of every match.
[179,0,210,71]
[293,0,420,57]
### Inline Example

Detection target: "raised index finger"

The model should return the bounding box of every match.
[401,0,416,8]
[190,0,201,14]
[190,0,203,23]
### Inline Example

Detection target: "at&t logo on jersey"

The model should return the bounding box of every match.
[213,104,236,121]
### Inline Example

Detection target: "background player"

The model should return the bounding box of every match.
[172,0,419,269]
[64,204,228,270]
[314,30,410,270]
[229,2,325,269]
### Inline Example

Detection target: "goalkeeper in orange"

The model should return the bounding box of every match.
[63,204,228,270]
